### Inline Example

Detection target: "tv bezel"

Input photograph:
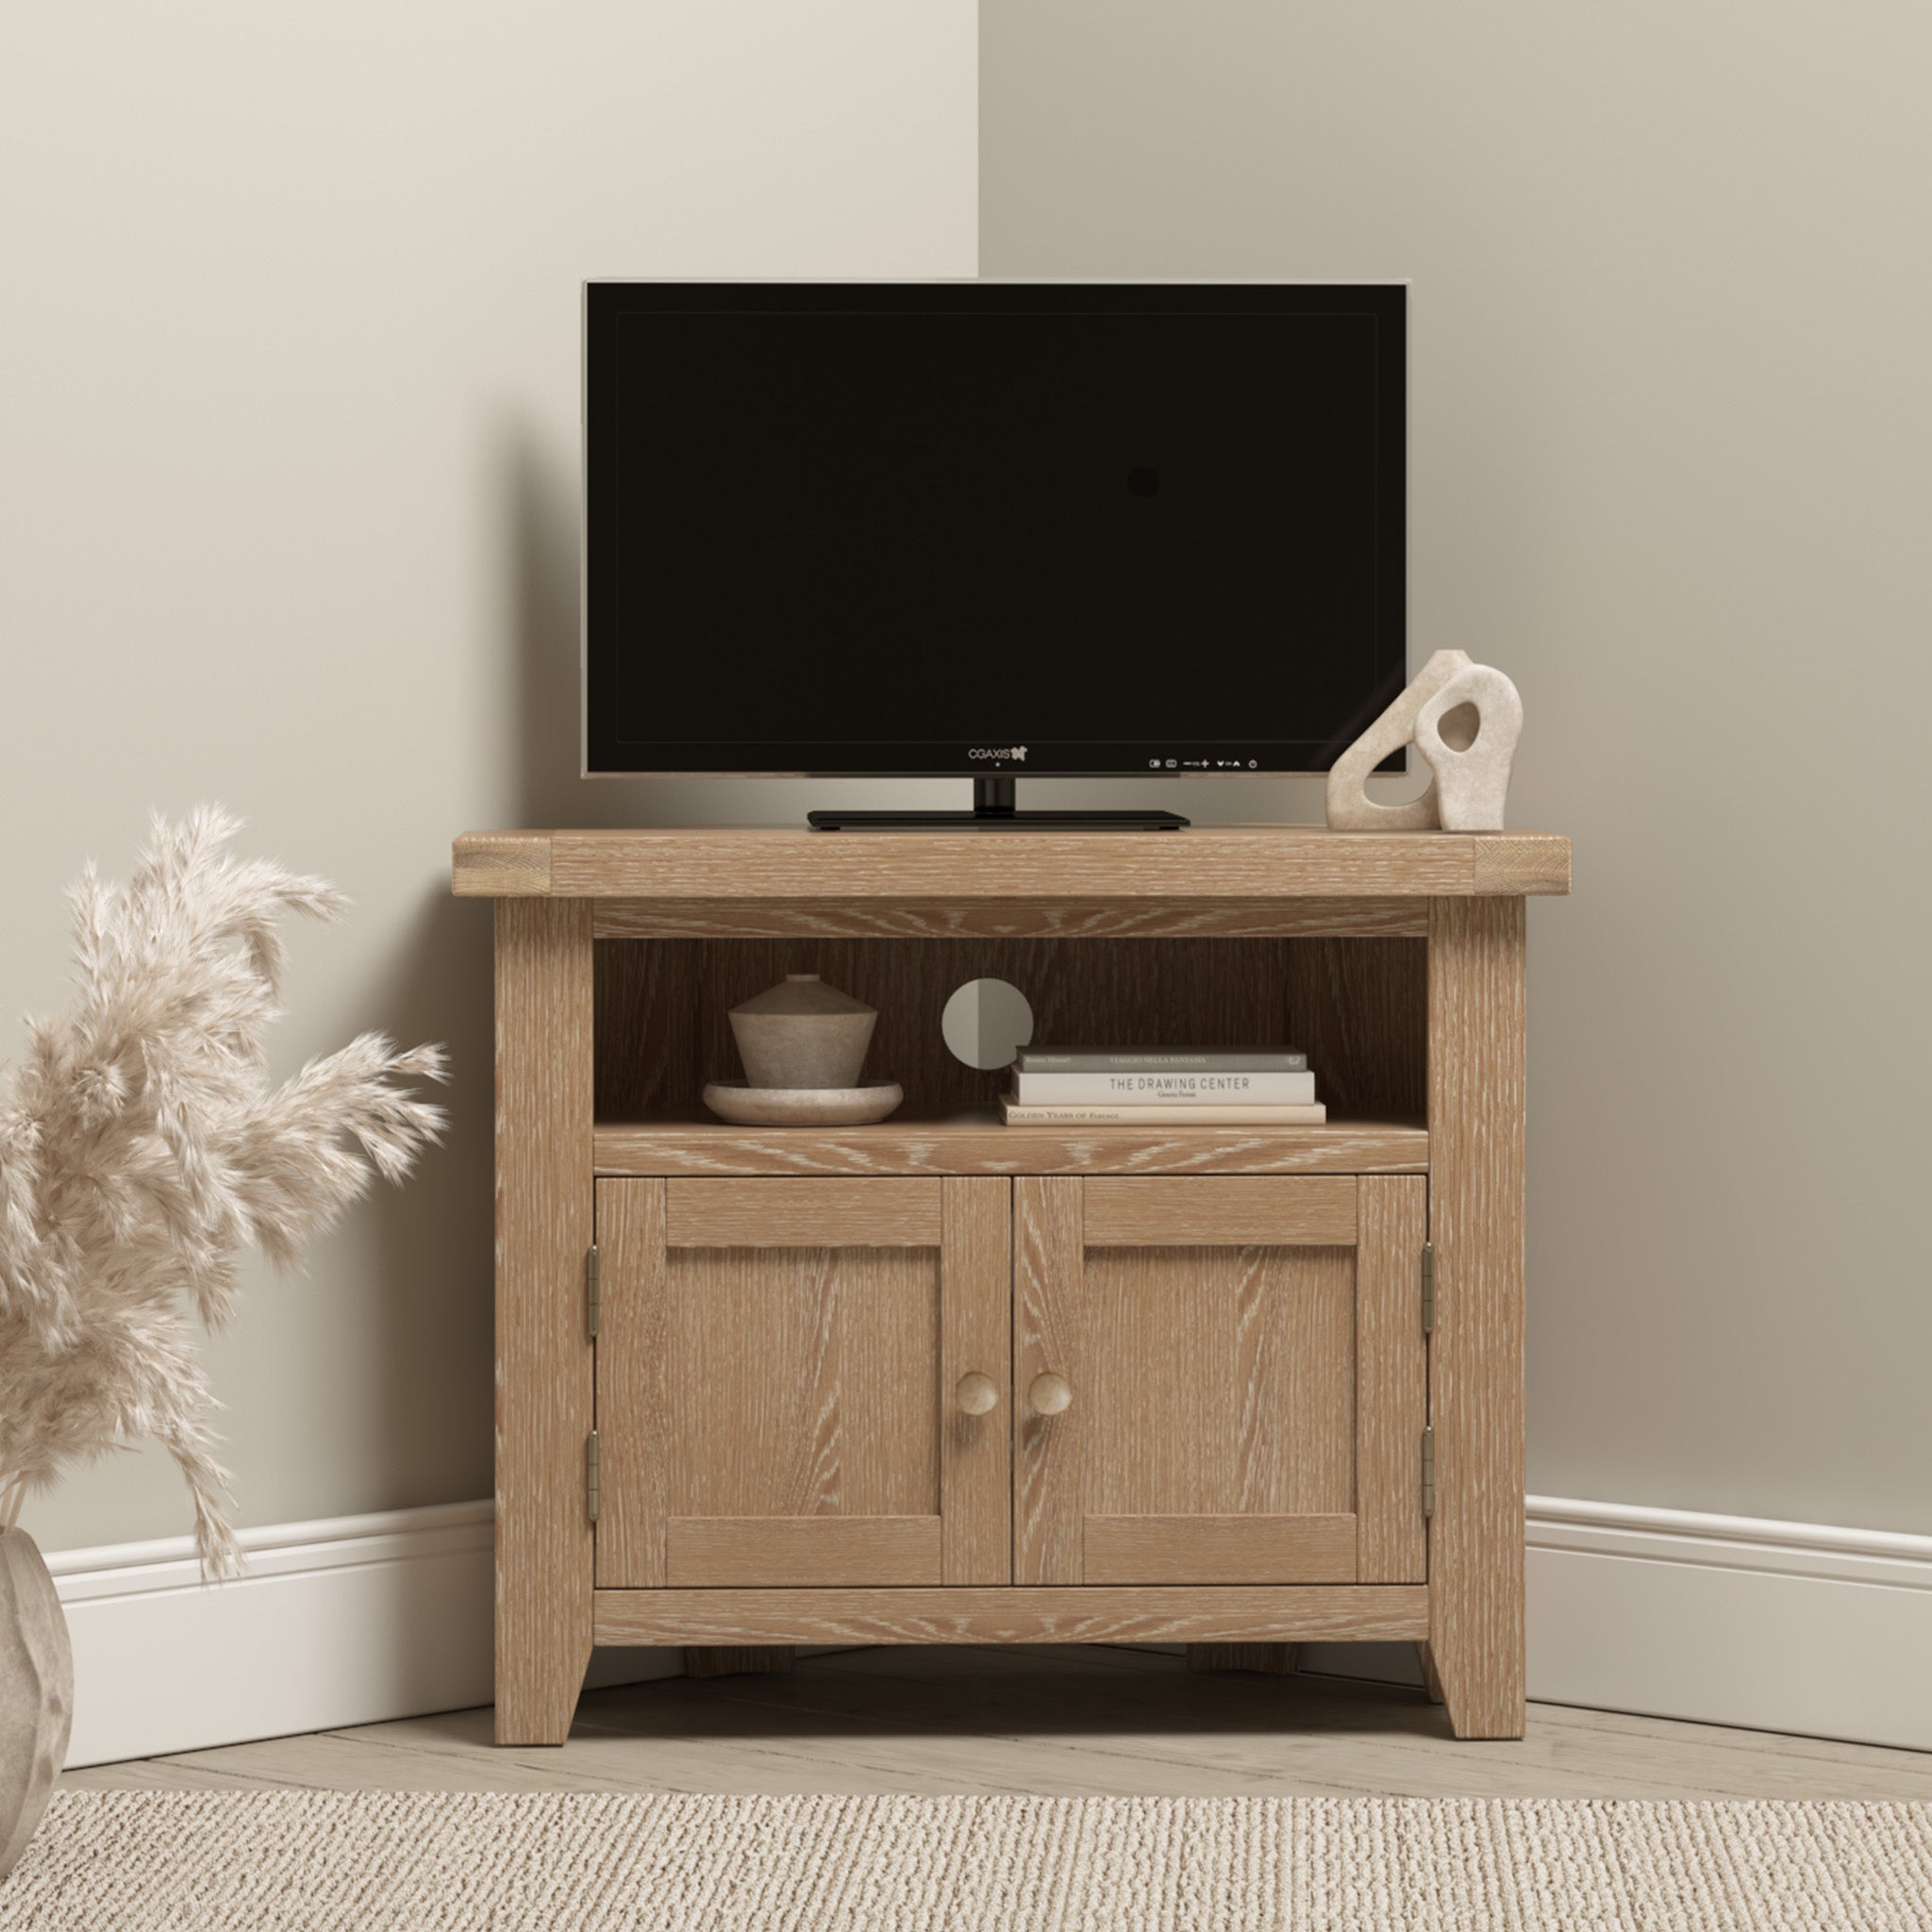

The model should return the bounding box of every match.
[581,278,1408,780]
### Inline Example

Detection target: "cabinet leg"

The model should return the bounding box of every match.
[493,898,595,1747]
[683,1646,798,1679]
[1426,896,1528,1740]
[1187,1643,1300,1674]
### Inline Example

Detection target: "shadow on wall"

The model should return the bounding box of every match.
[363,886,495,1513]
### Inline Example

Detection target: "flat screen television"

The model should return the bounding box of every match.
[583,280,1406,829]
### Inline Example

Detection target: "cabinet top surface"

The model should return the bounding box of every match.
[452,825,1570,902]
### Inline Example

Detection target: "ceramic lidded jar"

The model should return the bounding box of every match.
[728,974,876,1090]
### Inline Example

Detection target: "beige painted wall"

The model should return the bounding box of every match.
[3,2,977,1553]
[982,1,1932,1532]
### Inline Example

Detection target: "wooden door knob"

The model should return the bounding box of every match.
[954,1371,999,1416]
[1026,1371,1074,1416]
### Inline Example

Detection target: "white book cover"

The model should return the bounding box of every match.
[1010,1070,1316,1105]
[1000,1098,1328,1126]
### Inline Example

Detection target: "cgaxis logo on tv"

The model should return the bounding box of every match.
[968,745,1027,762]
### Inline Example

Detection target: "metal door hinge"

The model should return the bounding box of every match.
[1421,1426,1437,1520]
[1421,1241,1436,1336]
[587,1244,601,1340]
[586,1430,601,1524]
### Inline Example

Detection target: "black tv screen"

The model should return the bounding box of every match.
[583,281,1405,778]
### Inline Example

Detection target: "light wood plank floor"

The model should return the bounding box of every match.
[64,1648,1932,1801]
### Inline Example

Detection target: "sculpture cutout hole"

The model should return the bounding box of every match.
[1439,701,1481,752]
[941,978,1034,1071]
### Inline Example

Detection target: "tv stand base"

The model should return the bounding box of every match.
[808,776,1189,832]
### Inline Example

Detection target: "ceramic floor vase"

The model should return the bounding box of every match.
[0,1527,72,1881]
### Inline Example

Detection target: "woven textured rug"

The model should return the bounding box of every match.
[5,1791,1930,1929]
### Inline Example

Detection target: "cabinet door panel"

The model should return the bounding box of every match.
[1018,1174,1424,1587]
[664,1516,941,1587]
[1084,1513,1357,1585]
[598,1175,1009,1590]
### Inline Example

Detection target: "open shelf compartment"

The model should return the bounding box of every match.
[592,933,1427,1176]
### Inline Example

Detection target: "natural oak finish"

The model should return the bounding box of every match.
[593,1117,1429,1179]
[454,826,1571,900]
[461,824,1567,1746]
[1014,1176,1086,1586]
[595,1174,1009,1593]
[1083,1513,1358,1585]
[664,1516,942,1587]
[593,895,1430,941]
[591,1586,1431,1648]
[662,1177,941,1246]
[1080,1175,1357,1246]
[941,1179,1013,1586]
[594,935,1425,1124]
[1016,1178,1392,1591]
[1355,1175,1429,1583]
[492,897,594,1746]
[1425,895,1528,1738]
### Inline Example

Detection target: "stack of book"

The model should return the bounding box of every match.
[999,1047,1324,1126]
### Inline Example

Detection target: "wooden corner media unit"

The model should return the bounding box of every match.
[454,825,1572,1743]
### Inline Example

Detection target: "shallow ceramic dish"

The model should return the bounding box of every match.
[702,1080,904,1126]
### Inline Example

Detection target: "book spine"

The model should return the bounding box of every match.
[1011,1071,1317,1105]
[1000,1100,1328,1126]
[1015,1050,1308,1073]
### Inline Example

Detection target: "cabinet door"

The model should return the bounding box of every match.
[1015,1174,1426,1586]
[596,1176,1009,1589]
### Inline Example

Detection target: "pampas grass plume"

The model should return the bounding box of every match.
[0,808,448,1575]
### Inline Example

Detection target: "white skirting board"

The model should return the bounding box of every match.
[46,1502,679,1770]
[45,1492,1932,1768]
[1300,1495,1932,1753]
[1523,1495,1932,1752]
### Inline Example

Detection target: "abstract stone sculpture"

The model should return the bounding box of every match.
[0,1528,72,1881]
[1324,649,1522,834]
[1324,649,1473,831]
[1414,663,1524,832]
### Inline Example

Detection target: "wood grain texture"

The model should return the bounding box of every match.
[664,1516,941,1587]
[679,1648,795,1679]
[1014,1177,1085,1585]
[597,1193,947,1588]
[456,826,1573,901]
[1081,1177,1357,1247]
[1186,1643,1300,1674]
[1426,895,1528,1739]
[594,1179,669,1590]
[593,934,1429,1126]
[493,897,594,1745]
[594,1118,1429,1179]
[1356,1174,1429,1584]
[941,1178,1012,1586]
[1281,939,1429,1121]
[591,1586,1433,1647]
[592,896,1429,940]
[1472,834,1572,896]
[663,1178,941,1247]
[455,826,1580,900]
[456,832,552,897]
[1085,1244,1354,1522]
[663,1244,939,1522]
[1084,1513,1357,1584]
